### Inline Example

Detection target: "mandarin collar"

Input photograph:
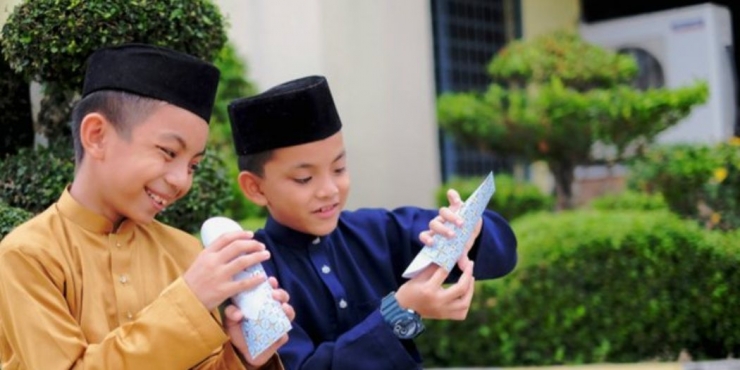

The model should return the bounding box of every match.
[264,215,322,248]
[56,187,136,235]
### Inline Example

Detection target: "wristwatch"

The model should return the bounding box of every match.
[380,292,425,339]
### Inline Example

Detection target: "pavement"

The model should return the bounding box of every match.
[427,359,740,370]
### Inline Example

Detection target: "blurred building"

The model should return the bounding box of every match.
[0,0,577,209]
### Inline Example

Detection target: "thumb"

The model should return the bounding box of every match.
[447,189,463,211]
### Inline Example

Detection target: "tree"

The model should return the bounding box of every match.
[1,0,227,144]
[437,31,708,209]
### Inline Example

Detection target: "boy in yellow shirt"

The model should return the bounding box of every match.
[0,44,293,369]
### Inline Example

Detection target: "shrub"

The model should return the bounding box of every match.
[590,190,667,211]
[628,141,740,230]
[436,174,553,221]
[0,141,75,213]
[0,140,232,234]
[0,202,32,240]
[1,0,226,90]
[209,43,266,221]
[417,210,740,367]
[1,0,227,139]
[156,152,233,234]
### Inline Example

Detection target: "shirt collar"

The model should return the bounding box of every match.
[264,215,322,248]
[56,187,136,235]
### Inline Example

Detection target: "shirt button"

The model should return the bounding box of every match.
[312,237,320,245]
[119,274,129,284]
[339,299,347,309]
[126,311,133,319]
[321,265,331,274]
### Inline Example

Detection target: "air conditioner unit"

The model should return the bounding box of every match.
[579,3,736,144]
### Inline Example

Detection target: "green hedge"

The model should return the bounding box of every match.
[0,141,230,234]
[590,190,667,211]
[628,142,740,230]
[156,152,232,234]
[0,202,32,240]
[0,141,76,214]
[209,43,266,221]
[1,0,226,90]
[436,174,553,221]
[417,210,740,367]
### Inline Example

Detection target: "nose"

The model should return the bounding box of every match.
[164,164,192,196]
[316,175,339,199]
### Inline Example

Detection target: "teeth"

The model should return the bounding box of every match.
[146,190,168,206]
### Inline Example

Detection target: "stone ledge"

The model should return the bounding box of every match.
[427,359,740,370]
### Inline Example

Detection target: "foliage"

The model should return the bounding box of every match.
[628,140,740,230]
[418,210,740,367]
[0,44,34,156]
[1,0,226,90]
[1,0,227,140]
[436,174,553,221]
[0,202,33,240]
[0,139,232,234]
[0,141,75,214]
[437,30,708,209]
[590,190,667,211]
[209,43,266,221]
[157,152,232,234]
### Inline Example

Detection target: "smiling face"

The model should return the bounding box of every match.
[73,103,208,226]
[239,132,350,236]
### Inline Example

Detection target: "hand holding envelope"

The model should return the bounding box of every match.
[403,172,496,278]
[201,217,292,360]
[393,172,496,321]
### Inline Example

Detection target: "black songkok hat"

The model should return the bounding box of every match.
[82,43,220,122]
[228,75,343,155]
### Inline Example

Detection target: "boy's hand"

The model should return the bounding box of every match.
[184,230,271,310]
[419,189,483,269]
[224,277,295,367]
[395,261,475,320]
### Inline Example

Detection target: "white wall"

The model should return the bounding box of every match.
[216,0,440,209]
[0,0,20,26]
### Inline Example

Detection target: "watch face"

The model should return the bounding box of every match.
[393,316,423,339]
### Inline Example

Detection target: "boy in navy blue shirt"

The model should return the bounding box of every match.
[227,75,517,369]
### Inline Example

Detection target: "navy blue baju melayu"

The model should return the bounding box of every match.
[257,206,517,370]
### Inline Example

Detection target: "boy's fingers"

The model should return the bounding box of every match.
[429,264,451,286]
[457,255,472,271]
[283,303,296,321]
[218,240,267,264]
[225,273,266,297]
[419,230,435,245]
[447,189,463,208]
[438,207,463,227]
[441,262,473,300]
[223,304,244,322]
[225,250,271,276]
[267,276,279,290]
[207,231,254,252]
[271,288,290,304]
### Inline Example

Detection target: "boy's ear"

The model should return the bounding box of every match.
[79,113,110,160]
[238,171,268,206]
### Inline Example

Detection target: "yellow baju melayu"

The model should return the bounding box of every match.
[0,189,281,370]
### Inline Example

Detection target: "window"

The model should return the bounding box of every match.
[432,0,521,181]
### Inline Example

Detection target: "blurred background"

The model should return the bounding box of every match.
[1,0,739,368]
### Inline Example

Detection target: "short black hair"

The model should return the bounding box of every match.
[70,90,162,165]
[237,150,274,177]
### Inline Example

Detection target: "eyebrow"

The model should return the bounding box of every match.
[160,132,206,157]
[294,150,346,169]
